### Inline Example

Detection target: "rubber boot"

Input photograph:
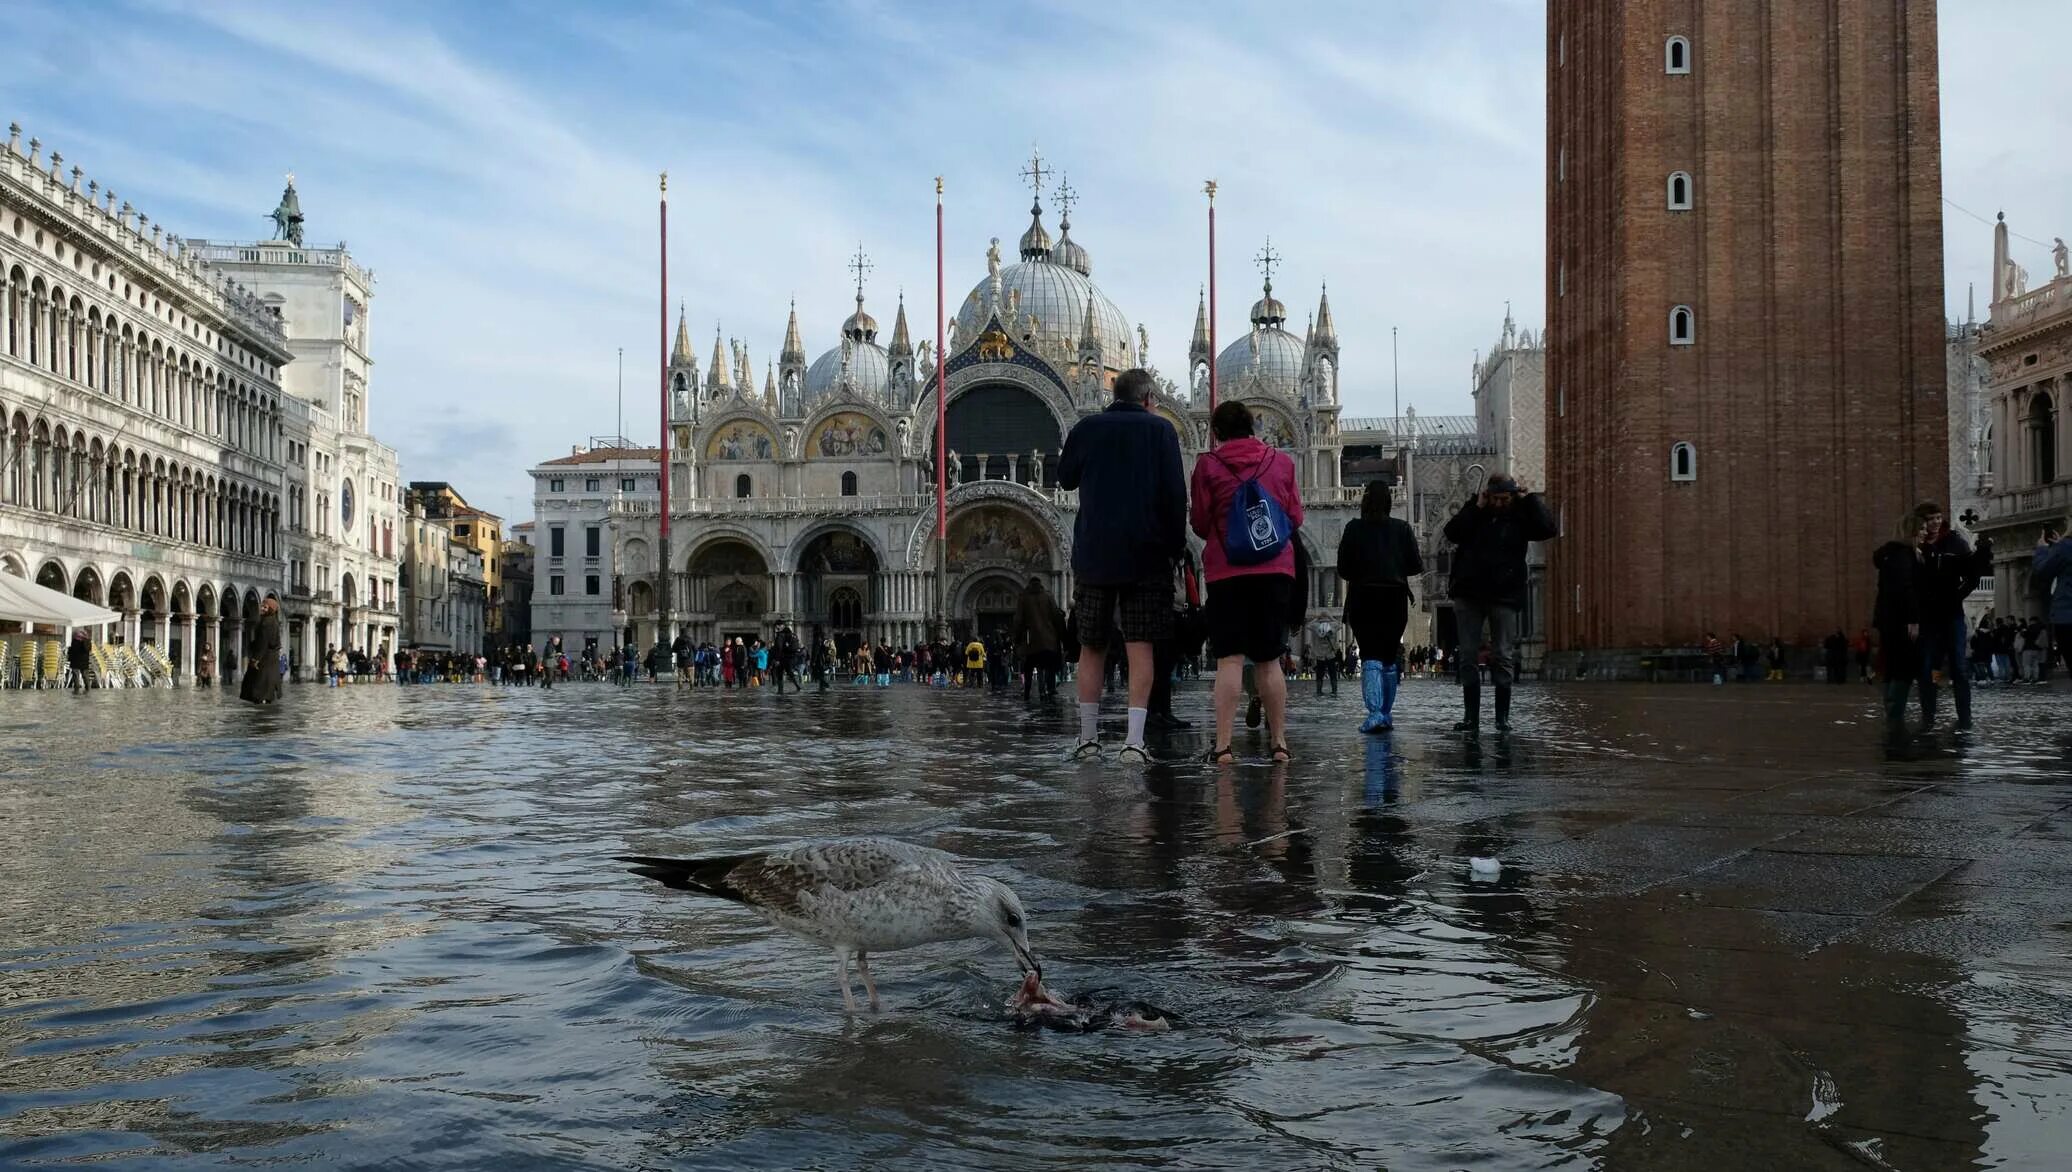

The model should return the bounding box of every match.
[1455,680,1480,732]
[1381,663,1401,726]
[1918,678,1938,731]
[1359,661,1388,733]
[1493,684,1513,732]
[1882,679,1910,734]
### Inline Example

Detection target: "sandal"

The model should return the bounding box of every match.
[1208,745,1236,765]
[1270,743,1292,763]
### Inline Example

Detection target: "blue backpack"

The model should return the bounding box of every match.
[1211,450,1293,566]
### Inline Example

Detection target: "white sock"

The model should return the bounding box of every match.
[1125,706,1148,747]
[1079,702,1100,743]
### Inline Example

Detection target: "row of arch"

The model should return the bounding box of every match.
[2,262,282,462]
[0,401,281,559]
[11,551,269,622]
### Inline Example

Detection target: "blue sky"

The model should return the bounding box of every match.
[7,1,2068,520]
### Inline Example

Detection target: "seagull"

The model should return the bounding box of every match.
[616,837,1038,1012]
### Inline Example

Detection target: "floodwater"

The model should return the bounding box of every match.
[1,676,2068,1170]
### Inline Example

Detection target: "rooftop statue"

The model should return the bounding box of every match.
[268,174,304,247]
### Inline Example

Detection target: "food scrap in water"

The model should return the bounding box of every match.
[1008,972,1174,1033]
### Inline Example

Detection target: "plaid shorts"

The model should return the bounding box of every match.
[1074,577,1174,649]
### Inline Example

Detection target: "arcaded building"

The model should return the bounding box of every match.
[1544,3,1949,662]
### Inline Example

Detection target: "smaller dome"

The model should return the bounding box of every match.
[804,339,890,401]
[1250,280,1287,327]
[841,293,877,342]
[1018,201,1052,260]
[1216,325,1307,398]
[1053,225,1090,276]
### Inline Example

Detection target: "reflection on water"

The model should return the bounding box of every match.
[0,681,2066,1169]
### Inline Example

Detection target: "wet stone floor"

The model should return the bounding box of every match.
[0,674,2068,1170]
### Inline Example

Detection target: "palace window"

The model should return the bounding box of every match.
[548,575,565,596]
[620,477,636,491]
[549,526,565,557]
[1670,305,1695,346]
[1667,171,1692,210]
[584,478,600,492]
[549,478,564,493]
[735,473,752,498]
[585,574,600,596]
[585,526,600,557]
[1670,442,1697,482]
[840,470,858,497]
[1665,36,1691,74]
[2027,392,2058,484]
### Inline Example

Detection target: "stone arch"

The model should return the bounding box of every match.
[681,525,779,575]
[170,579,191,617]
[921,365,1076,486]
[109,570,136,616]
[702,411,778,461]
[952,569,1030,642]
[686,533,773,637]
[907,480,1069,570]
[73,565,104,605]
[792,523,883,646]
[801,401,894,460]
[341,573,357,609]
[35,558,68,594]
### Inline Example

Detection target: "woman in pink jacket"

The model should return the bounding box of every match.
[1190,400,1304,763]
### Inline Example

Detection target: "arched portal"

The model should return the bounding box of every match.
[73,566,103,605]
[944,382,1063,487]
[795,527,879,654]
[942,501,1058,639]
[141,576,166,647]
[35,560,67,595]
[687,538,771,644]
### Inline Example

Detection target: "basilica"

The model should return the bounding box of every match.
[606,175,1359,653]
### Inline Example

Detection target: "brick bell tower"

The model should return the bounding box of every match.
[1544,0,1948,662]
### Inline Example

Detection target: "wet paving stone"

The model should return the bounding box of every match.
[0,677,2066,1170]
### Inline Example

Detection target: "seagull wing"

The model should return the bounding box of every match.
[617,838,953,919]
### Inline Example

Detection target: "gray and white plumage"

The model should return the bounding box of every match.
[616,837,1037,1011]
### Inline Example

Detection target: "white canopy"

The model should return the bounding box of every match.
[0,572,120,628]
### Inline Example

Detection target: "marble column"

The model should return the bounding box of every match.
[179,613,195,682]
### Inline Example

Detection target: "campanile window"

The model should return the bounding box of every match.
[1667,171,1692,210]
[1670,306,1695,346]
[1665,36,1691,74]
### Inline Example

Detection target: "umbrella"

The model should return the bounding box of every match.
[0,572,120,628]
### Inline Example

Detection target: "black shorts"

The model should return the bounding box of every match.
[1207,574,1293,663]
[1073,577,1173,648]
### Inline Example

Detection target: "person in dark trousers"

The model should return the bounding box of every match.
[67,630,93,694]
[1057,367,1188,764]
[1442,474,1556,732]
[1012,576,1066,701]
[1912,502,1993,730]
[672,631,693,687]
[1147,554,1202,731]
[1338,480,1423,732]
[1873,514,1928,735]
[239,597,283,704]
[772,623,802,693]
[1822,630,1849,684]
[2035,518,2072,675]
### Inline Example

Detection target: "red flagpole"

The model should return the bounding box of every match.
[1205,179,1218,417]
[935,177,947,541]
[657,173,671,635]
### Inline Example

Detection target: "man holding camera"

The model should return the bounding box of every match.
[1913,503,1993,730]
[1443,474,1557,732]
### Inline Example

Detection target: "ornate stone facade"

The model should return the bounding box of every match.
[606,172,1358,652]
[1975,213,2072,617]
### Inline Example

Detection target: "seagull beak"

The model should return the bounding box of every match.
[1012,940,1040,978]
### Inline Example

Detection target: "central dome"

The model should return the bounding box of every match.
[959,260,1135,368]
[1216,326,1307,397]
[805,338,890,400]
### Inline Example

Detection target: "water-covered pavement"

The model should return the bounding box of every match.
[1,676,2067,1170]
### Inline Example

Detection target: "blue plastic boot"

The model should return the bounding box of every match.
[1381,662,1401,727]
[1360,661,1390,733]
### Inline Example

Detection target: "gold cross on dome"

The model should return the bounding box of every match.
[1018,147,1050,199]
[848,243,872,298]
[1255,237,1281,287]
[1054,176,1076,221]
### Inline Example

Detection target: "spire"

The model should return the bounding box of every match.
[889,291,912,356]
[671,303,693,365]
[1189,285,1210,365]
[1313,282,1337,346]
[737,338,753,393]
[707,326,731,391]
[763,361,777,412]
[781,299,805,364]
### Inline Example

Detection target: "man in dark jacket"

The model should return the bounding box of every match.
[1912,503,1992,730]
[1442,474,1557,732]
[1057,368,1187,762]
[771,623,802,693]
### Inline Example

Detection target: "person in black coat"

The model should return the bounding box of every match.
[67,630,93,694]
[1339,481,1424,732]
[1873,513,1929,733]
[1911,503,1992,729]
[239,598,283,704]
[1442,474,1557,732]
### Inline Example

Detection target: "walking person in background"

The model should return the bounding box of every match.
[772,623,801,693]
[1338,480,1423,733]
[1192,399,1304,764]
[1057,367,1188,763]
[1442,474,1557,732]
[1873,514,1928,736]
[1852,627,1874,683]
[1012,576,1065,702]
[239,598,283,705]
[1304,614,1344,697]
[1766,637,1787,682]
[67,630,92,694]
[1913,503,1993,730]
[1822,630,1849,685]
[2036,520,2072,677]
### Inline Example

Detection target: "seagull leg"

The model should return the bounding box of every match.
[836,950,858,1013]
[857,952,881,1012]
